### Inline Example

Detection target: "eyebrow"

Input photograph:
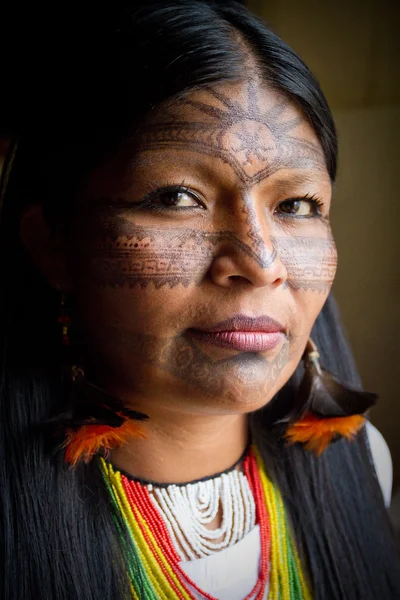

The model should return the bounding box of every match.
[266,172,328,192]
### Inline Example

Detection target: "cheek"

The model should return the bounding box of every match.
[273,234,338,294]
[70,217,214,339]
[271,233,338,355]
[75,213,215,291]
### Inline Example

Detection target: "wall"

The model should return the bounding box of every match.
[248,0,400,487]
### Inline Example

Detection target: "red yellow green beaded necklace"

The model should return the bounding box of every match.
[100,446,312,599]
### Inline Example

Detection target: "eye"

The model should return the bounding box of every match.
[134,185,206,213]
[93,184,206,215]
[158,189,200,208]
[275,195,324,218]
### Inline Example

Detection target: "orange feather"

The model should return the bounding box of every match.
[284,412,365,455]
[64,420,146,466]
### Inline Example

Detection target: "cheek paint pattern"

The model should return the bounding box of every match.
[125,329,291,400]
[82,214,336,292]
[272,236,337,293]
[83,213,277,288]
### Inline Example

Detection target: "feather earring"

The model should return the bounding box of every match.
[283,339,378,455]
[60,366,149,466]
[53,366,149,467]
[50,293,149,466]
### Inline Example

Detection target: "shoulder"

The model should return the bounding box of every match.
[365,420,393,508]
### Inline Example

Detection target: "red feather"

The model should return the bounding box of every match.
[284,412,365,455]
[64,420,146,466]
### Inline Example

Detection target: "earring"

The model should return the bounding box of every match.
[283,339,378,455]
[58,292,71,346]
[54,293,148,466]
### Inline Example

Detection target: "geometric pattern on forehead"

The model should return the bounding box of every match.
[139,82,326,187]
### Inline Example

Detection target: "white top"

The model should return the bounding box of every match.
[181,525,268,599]
[365,421,393,507]
[179,421,392,599]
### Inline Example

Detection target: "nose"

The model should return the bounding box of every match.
[208,207,288,289]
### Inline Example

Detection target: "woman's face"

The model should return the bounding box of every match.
[69,80,336,416]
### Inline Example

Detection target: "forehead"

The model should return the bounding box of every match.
[132,79,329,189]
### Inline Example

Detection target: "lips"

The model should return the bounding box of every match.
[189,315,286,353]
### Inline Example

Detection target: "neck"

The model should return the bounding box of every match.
[110,408,249,484]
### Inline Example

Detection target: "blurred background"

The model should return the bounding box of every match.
[249,0,400,499]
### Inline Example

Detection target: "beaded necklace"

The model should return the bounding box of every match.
[100,447,311,600]
[145,449,256,561]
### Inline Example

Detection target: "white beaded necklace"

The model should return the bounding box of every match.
[145,450,256,562]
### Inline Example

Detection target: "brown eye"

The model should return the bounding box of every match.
[159,191,199,208]
[277,199,314,217]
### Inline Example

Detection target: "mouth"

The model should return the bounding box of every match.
[188,314,286,353]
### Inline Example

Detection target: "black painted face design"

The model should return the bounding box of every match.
[71,80,336,416]
[138,81,326,186]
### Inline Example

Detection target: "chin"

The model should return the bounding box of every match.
[206,378,280,415]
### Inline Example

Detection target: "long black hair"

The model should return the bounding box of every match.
[1,1,399,598]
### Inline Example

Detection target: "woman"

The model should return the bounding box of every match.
[1,1,399,598]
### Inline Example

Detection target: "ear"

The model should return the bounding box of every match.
[19,204,73,293]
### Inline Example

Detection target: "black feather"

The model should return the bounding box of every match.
[44,372,149,431]
[276,340,378,425]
